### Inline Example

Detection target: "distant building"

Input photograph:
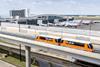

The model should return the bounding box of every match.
[10,9,28,18]
[33,14,64,23]
[35,14,62,20]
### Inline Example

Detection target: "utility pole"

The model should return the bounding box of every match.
[19,44,22,62]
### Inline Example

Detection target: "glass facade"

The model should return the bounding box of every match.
[10,9,25,18]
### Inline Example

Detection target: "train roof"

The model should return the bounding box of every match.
[62,38,91,44]
[37,35,61,39]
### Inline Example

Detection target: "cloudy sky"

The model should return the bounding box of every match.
[0,0,100,17]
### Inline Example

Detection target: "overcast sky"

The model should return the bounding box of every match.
[0,0,100,17]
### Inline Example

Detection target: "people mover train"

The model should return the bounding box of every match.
[34,35,94,52]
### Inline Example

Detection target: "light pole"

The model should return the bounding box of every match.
[19,44,22,62]
[19,22,20,32]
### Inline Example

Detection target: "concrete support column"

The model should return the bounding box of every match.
[25,46,31,67]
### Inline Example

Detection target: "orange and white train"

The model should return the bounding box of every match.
[34,35,94,52]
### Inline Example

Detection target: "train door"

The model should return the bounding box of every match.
[55,38,61,45]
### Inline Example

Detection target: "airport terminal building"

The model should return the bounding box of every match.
[10,9,28,18]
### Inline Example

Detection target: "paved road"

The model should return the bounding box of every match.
[0,60,16,67]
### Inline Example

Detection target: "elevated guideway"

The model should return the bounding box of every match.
[0,33,100,65]
[0,31,100,52]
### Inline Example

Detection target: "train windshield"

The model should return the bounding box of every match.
[88,43,93,49]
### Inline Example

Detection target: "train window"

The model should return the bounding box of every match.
[74,42,84,47]
[55,39,61,43]
[68,41,74,44]
[40,37,46,40]
[58,39,61,43]
[68,41,84,47]
[88,43,93,49]
[46,37,52,41]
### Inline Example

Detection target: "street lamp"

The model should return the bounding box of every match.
[19,44,22,61]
